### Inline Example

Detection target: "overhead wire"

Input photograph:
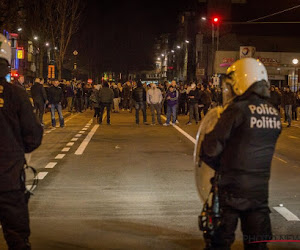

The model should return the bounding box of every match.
[247,4,300,22]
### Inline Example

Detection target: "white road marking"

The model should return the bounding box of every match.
[37,172,48,180]
[45,162,57,169]
[66,142,74,146]
[55,154,65,159]
[51,128,56,131]
[82,128,88,130]
[45,131,51,134]
[79,131,85,134]
[289,136,299,139]
[161,115,196,144]
[75,134,82,137]
[274,156,288,164]
[71,138,79,142]
[273,207,300,221]
[75,125,99,155]
[62,147,70,152]
[65,113,79,124]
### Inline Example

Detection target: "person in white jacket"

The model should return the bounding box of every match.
[147,83,163,125]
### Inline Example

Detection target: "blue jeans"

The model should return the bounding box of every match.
[135,102,147,124]
[166,105,177,124]
[50,103,64,127]
[285,105,292,125]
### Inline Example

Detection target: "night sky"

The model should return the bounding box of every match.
[72,0,300,74]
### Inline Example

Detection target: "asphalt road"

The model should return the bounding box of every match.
[1,109,300,250]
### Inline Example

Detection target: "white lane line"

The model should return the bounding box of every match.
[82,128,88,130]
[75,134,82,137]
[273,207,300,221]
[51,128,56,131]
[55,154,65,159]
[289,136,299,139]
[274,156,288,164]
[66,142,74,146]
[65,113,79,124]
[71,138,79,142]
[45,162,57,169]
[45,131,51,134]
[161,115,196,144]
[37,172,48,180]
[75,125,99,155]
[62,147,70,152]
[79,131,85,134]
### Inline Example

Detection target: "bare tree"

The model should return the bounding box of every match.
[46,0,82,80]
[24,0,50,78]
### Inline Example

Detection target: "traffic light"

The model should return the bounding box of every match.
[212,17,220,24]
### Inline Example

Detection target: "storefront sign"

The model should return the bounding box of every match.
[256,57,280,66]
[17,47,24,59]
[220,58,235,67]
[240,46,256,59]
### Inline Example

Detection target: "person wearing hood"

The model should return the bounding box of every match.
[98,81,114,125]
[147,83,163,125]
[200,58,281,249]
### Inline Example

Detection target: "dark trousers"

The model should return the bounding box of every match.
[0,190,31,250]
[150,103,162,124]
[189,103,199,123]
[135,101,147,124]
[34,102,45,124]
[209,206,271,250]
[75,97,83,112]
[123,97,130,109]
[203,104,210,116]
[94,107,100,118]
[99,103,111,124]
[178,100,186,114]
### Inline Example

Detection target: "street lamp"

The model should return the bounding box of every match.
[177,45,181,49]
[34,36,38,40]
[17,28,22,32]
[54,47,58,50]
[161,54,165,57]
[45,42,49,47]
[201,17,207,21]
[292,58,299,91]
[171,50,175,53]
[185,40,190,44]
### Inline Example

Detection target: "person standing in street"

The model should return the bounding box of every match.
[113,84,120,113]
[186,83,200,125]
[132,81,148,125]
[282,86,294,127]
[31,78,48,126]
[147,83,163,125]
[14,75,26,90]
[163,85,179,126]
[200,58,281,250]
[269,85,281,111]
[98,81,114,125]
[0,34,43,250]
[178,84,187,115]
[65,81,75,112]
[47,80,65,127]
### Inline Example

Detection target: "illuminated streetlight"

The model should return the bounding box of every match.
[292,58,299,65]
[201,17,207,21]
[54,47,58,50]
[161,54,164,57]
[157,57,161,60]
[177,45,181,49]
[45,42,49,47]
[171,50,175,53]
[17,28,22,32]
[185,40,189,44]
[34,36,38,40]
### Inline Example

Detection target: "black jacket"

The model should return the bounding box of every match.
[31,82,47,104]
[132,87,146,102]
[269,90,281,107]
[47,85,63,104]
[98,87,114,104]
[282,91,294,106]
[187,89,200,104]
[0,78,43,192]
[201,81,281,206]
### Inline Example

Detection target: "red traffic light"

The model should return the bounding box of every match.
[213,17,219,23]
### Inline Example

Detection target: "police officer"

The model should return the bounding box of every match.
[0,34,43,249]
[200,58,281,249]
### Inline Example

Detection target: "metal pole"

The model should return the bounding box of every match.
[211,23,215,77]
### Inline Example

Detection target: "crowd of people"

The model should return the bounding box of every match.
[14,76,300,128]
